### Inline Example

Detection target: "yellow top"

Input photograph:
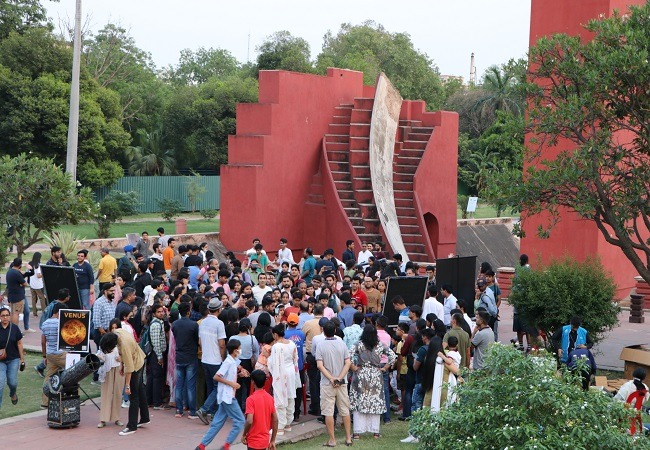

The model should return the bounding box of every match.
[98,254,117,283]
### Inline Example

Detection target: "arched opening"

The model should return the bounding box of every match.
[423,212,439,258]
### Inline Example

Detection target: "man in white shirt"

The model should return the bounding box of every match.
[440,284,458,327]
[276,237,295,266]
[245,238,267,257]
[422,285,444,321]
[196,299,227,424]
[252,273,272,305]
[357,242,374,268]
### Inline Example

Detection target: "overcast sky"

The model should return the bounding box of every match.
[46,0,531,80]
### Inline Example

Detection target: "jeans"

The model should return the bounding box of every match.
[201,400,245,446]
[401,366,415,418]
[146,353,166,407]
[412,383,423,412]
[79,289,90,311]
[199,363,221,414]
[175,360,198,415]
[382,370,391,422]
[0,358,20,409]
[126,367,150,431]
[23,301,30,330]
[306,353,320,413]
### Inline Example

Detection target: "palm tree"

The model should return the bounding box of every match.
[473,63,526,124]
[126,127,176,176]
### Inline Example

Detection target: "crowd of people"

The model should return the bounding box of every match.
[0,233,646,447]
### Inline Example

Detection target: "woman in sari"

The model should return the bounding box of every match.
[349,324,396,439]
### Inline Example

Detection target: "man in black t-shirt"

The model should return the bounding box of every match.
[171,302,199,418]
[6,259,27,325]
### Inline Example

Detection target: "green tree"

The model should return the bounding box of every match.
[410,344,647,450]
[506,4,650,285]
[509,256,618,344]
[316,21,444,109]
[125,127,176,176]
[164,47,240,85]
[256,31,313,73]
[95,190,139,238]
[163,76,258,168]
[0,154,95,256]
[0,0,52,40]
[185,171,206,213]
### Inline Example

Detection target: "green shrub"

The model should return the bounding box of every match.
[95,191,139,239]
[509,256,618,344]
[200,209,218,220]
[457,195,469,219]
[410,344,646,450]
[157,198,183,222]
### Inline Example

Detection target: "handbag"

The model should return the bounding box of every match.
[0,323,11,361]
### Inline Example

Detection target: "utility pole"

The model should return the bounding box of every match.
[66,0,82,181]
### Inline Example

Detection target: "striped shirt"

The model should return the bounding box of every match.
[149,317,166,359]
[41,317,63,355]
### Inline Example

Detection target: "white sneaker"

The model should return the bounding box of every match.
[400,435,419,443]
[121,400,130,408]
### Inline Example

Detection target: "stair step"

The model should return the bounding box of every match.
[332,115,351,125]
[394,172,414,183]
[334,180,352,191]
[325,142,349,152]
[325,134,350,144]
[398,148,426,158]
[355,189,373,203]
[405,243,426,253]
[402,140,428,150]
[337,189,354,200]
[402,233,423,244]
[344,207,361,218]
[407,131,432,141]
[328,161,349,172]
[351,165,370,179]
[399,119,423,127]
[351,109,372,123]
[394,180,413,190]
[400,224,421,234]
[331,170,350,181]
[329,124,350,134]
[397,216,418,226]
[411,127,434,134]
[394,189,412,199]
[327,151,349,162]
[396,156,421,165]
[358,234,382,242]
[335,105,353,115]
[349,148,370,163]
[352,178,372,190]
[350,137,369,151]
[354,98,375,109]
[408,252,430,262]
[395,198,414,208]
[349,123,370,138]
[395,164,417,174]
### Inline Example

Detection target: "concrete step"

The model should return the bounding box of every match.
[327,150,349,162]
[344,206,361,218]
[325,134,350,144]
[394,172,415,183]
[328,124,350,135]
[408,252,430,262]
[335,105,353,115]
[411,126,434,134]
[349,123,370,138]
[396,206,416,214]
[349,137,369,151]
[394,189,412,199]
[349,148,370,163]
[405,242,426,253]
[331,170,350,182]
[400,224,421,234]
[337,189,354,200]
[354,98,374,110]
[399,119,422,127]
[334,180,352,191]
[398,148,426,158]
[351,109,372,123]
[332,115,351,125]
[395,197,414,208]
[339,198,356,208]
[352,177,372,191]
[356,189,374,203]
[394,180,413,191]
[407,132,433,142]
[358,233,382,243]
[397,215,418,226]
[402,233,423,244]
[328,160,349,173]
[395,164,417,174]
[351,165,370,179]
[359,202,378,219]
[325,141,348,152]
[401,140,428,150]
[396,156,421,165]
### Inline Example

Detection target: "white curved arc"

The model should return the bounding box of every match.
[369,73,409,262]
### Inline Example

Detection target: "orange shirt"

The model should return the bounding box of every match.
[162,246,175,270]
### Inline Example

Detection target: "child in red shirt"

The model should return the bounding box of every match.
[243,370,278,450]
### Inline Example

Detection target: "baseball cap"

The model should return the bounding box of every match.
[287,313,299,325]
[124,245,134,253]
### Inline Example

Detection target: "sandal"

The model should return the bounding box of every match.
[345,441,353,447]
[322,443,336,447]
[352,434,360,440]
[373,433,381,438]
[175,412,183,418]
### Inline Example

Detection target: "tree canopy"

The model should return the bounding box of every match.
[256,31,313,73]
[502,3,650,284]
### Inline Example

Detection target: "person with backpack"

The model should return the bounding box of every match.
[34,289,70,378]
[145,304,168,409]
[118,246,137,284]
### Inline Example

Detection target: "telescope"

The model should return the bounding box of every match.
[44,354,102,428]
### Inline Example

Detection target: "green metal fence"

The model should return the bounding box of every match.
[94,176,220,213]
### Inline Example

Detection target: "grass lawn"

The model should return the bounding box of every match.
[0,351,102,420]
[457,202,519,220]
[55,219,220,240]
[283,418,410,449]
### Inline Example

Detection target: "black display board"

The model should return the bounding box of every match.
[381,276,429,327]
[435,256,477,316]
[41,265,82,310]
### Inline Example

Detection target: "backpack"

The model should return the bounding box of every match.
[118,256,134,283]
[139,325,153,357]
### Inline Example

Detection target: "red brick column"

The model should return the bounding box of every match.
[497,267,515,300]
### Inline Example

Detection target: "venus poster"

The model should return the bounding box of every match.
[57,309,91,352]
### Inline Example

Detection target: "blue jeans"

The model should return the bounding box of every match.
[382,370,391,422]
[0,358,20,409]
[201,400,245,446]
[199,363,221,415]
[79,289,90,311]
[412,383,423,412]
[401,366,415,418]
[175,360,198,415]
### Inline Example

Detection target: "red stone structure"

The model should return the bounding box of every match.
[220,68,458,261]
[521,0,646,298]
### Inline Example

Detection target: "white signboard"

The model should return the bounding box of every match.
[466,197,478,213]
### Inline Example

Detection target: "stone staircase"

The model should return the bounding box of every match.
[321,99,436,262]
